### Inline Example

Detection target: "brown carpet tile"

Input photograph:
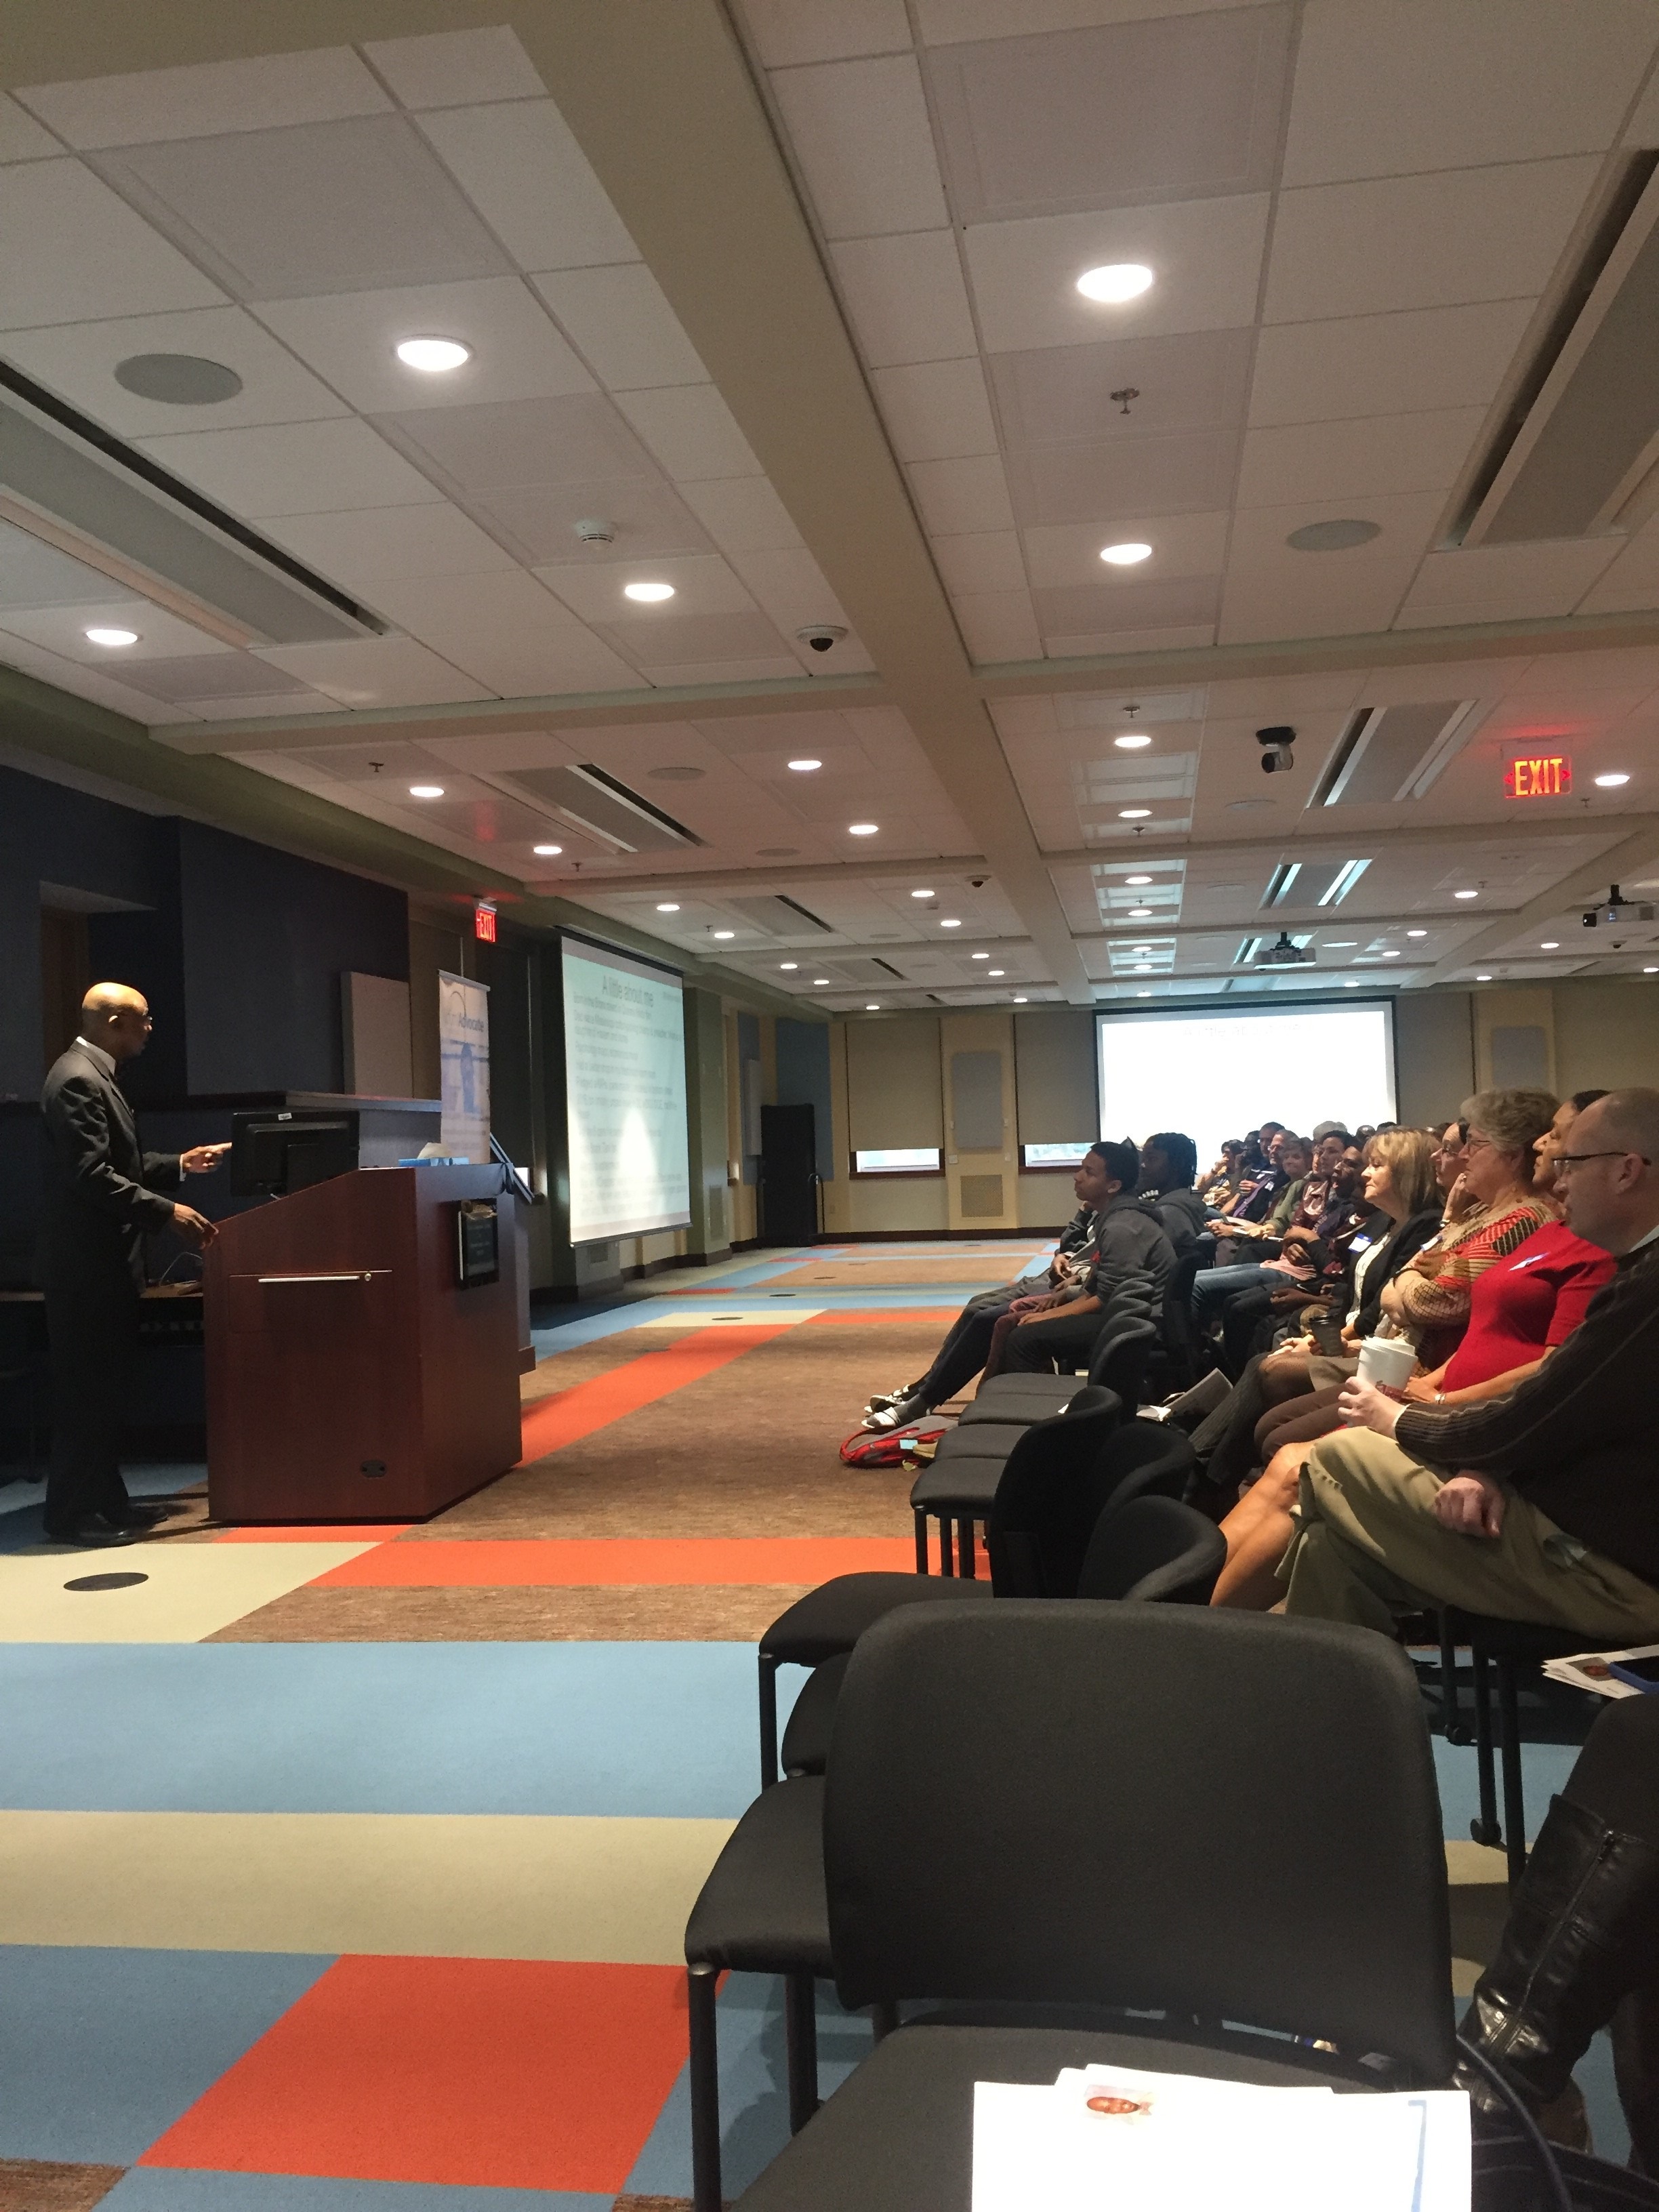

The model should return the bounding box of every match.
[765,1257,1038,1287]
[206,1582,809,1642]
[0,2162,125,2212]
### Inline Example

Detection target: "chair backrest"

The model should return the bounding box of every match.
[1158,1249,1208,1387]
[1088,1313,1158,1405]
[825,1603,1454,2083]
[1076,1494,1226,1603]
[988,1415,1194,1598]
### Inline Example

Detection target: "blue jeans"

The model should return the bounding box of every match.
[1191,1263,1282,1329]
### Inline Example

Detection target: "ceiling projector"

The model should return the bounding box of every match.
[1582,884,1656,928]
[1258,931,1315,966]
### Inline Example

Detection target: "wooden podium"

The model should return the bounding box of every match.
[205,1165,522,1523]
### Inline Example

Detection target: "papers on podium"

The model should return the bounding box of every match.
[972,2061,1469,2211]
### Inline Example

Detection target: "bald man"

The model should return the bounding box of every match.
[39,986,228,1547]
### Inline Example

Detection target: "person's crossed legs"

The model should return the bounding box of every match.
[1280,1429,1659,1642]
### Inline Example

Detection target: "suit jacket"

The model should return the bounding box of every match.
[38,1042,180,1294]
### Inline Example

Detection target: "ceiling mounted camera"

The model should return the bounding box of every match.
[796,625,848,652]
[1582,883,1656,928]
[1256,724,1296,774]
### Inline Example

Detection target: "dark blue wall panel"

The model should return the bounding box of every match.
[775,1018,834,1183]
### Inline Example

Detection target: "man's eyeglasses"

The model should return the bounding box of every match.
[1555,1150,1653,1174]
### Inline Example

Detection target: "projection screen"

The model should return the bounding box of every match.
[1097,1002,1397,1167]
[562,936,691,1243]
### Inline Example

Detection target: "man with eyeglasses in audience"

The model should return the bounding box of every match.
[1282,1088,1659,1643]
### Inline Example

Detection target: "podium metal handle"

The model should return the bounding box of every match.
[255,1273,373,1284]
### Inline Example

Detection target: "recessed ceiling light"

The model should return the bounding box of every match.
[848,822,878,836]
[656,901,680,912]
[1113,733,1152,750]
[1646,966,1658,974]
[1382,949,1400,958]
[712,928,735,939]
[1076,263,1153,303]
[788,758,821,772]
[1101,542,1152,566]
[866,1003,880,1010]
[85,626,138,647]
[989,968,1004,977]
[1540,940,1559,949]
[780,962,798,970]
[1476,972,1492,981]
[813,977,830,985]
[1406,929,1427,938]
[408,783,445,798]
[1324,941,1356,948]
[1126,874,1152,886]
[532,843,562,856]
[1128,906,1152,918]
[972,951,989,960]
[1120,807,1151,820]
[1454,888,1479,900]
[1133,964,1151,974]
[1137,990,1152,998]
[910,888,934,899]
[395,337,470,372]
[1013,995,1028,1003]
[1343,979,1359,988]
[624,580,675,602]
[1132,944,1151,953]
[940,918,962,928]
[1595,772,1631,787]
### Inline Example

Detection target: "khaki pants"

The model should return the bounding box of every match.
[1281,1429,1659,1641]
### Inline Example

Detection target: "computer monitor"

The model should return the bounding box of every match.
[230,1110,359,1197]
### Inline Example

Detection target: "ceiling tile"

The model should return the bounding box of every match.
[534,552,758,623]
[365,569,640,695]
[723,545,865,664]
[379,392,655,489]
[950,588,1043,661]
[1023,509,1229,588]
[363,28,546,109]
[769,55,949,239]
[95,115,511,301]
[255,277,594,411]
[138,417,447,517]
[0,596,232,663]
[255,634,491,705]
[927,7,1291,222]
[258,503,519,586]
[932,531,1028,596]
[1395,538,1622,625]
[417,101,639,272]
[0,94,64,163]
[187,687,342,720]
[963,193,1271,354]
[593,611,792,667]
[739,0,914,67]
[1578,514,1659,614]
[1263,158,1601,323]
[0,630,205,723]
[1007,426,1240,525]
[989,326,1252,449]
[98,651,309,701]
[531,264,708,390]
[1219,487,1446,639]
[0,518,130,609]
[869,358,998,462]
[828,230,979,367]
[675,476,804,554]
[917,0,1253,36]
[471,476,712,567]
[1236,407,1485,508]
[640,655,806,687]
[0,160,225,329]
[1248,299,1538,426]
[1033,573,1220,636]
[16,49,390,148]
[1,304,350,436]
[1282,0,1658,187]
[906,454,1017,535]
[613,384,763,479]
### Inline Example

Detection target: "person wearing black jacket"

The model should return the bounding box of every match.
[996,1140,1176,1376]
[1136,1132,1210,1256]
[1284,1088,1659,1639]
[39,985,226,1547]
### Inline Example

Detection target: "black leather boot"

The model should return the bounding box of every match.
[1457,1793,1659,2121]
[1612,1981,1659,2175]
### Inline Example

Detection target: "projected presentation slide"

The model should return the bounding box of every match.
[562,937,691,1243]
[1098,1003,1397,1168]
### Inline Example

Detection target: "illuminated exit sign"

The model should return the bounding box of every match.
[474,901,497,943]
[1504,754,1572,799]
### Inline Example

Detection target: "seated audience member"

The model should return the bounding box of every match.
[1196,1128,1443,1496]
[861,1146,1111,1430]
[1201,1140,1246,1206]
[1207,1139,1371,1376]
[1279,1087,1659,1642]
[1136,1132,1209,1254]
[984,1140,1176,1382]
[1536,1089,1609,1202]
[1190,1134,1315,1322]
[1214,1126,1288,1221]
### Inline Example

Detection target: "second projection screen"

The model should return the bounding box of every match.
[562,938,691,1243]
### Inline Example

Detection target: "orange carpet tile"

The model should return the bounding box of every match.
[308,1534,920,1588]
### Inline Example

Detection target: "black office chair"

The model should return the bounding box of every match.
[958,1274,1157,1427]
[727,1601,1455,2211]
[913,1385,1122,1574]
[1436,1607,1590,1885]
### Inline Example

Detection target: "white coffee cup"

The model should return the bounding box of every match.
[1357,1336,1417,1394]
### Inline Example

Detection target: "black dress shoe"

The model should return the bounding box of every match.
[109,1500,167,1528]
[43,1515,138,1548]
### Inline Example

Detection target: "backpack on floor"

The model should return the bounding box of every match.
[840,1421,948,1467]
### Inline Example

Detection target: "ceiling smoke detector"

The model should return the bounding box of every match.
[575,518,616,544]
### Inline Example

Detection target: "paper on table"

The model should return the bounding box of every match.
[972,2072,1469,2212]
[1541,1641,1659,1700]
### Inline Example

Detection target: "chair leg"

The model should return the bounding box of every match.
[914,1506,929,1574]
[688,1962,722,2212]
[784,1970,819,2133]
[1497,1656,1529,1888]
[1437,1612,1466,1742]
[1470,1647,1501,1849]
[939,1514,956,1577]
[872,1999,900,2042]
[959,1518,976,1578]
[758,1654,779,1790]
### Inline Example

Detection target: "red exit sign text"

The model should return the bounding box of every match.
[1504,754,1572,799]
[474,902,497,943]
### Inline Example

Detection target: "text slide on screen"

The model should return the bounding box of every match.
[1098,1005,1397,1164]
[563,937,691,1244]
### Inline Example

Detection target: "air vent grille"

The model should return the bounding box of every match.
[1316,701,1481,806]
[499,764,699,853]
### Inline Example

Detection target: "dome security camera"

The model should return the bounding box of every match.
[1256,724,1296,774]
[796,625,848,653]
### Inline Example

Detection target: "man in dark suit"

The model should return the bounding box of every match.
[39,983,227,1546]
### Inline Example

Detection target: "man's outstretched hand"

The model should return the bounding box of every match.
[180,1142,231,1175]
[171,1203,218,1248]
[1433,1471,1506,1538]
